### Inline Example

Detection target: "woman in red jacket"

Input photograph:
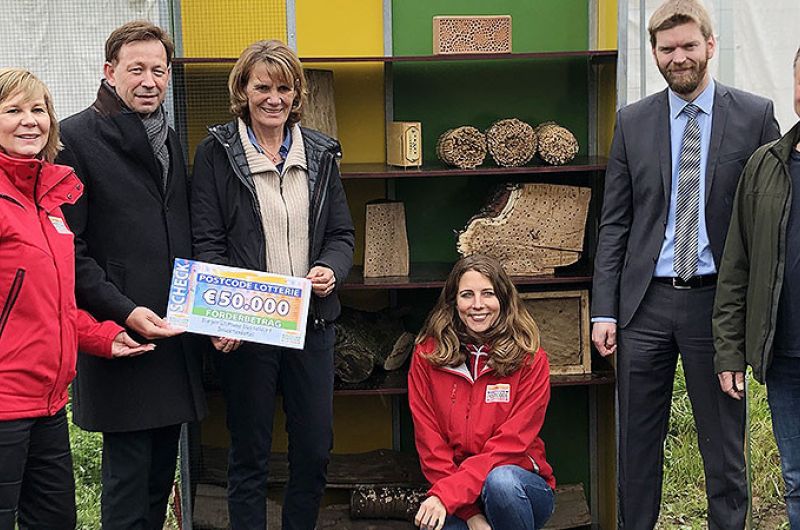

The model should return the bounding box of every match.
[0,68,153,529]
[409,254,554,530]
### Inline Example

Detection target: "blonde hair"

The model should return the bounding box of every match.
[416,254,541,377]
[648,0,714,48]
[228,40,307,127]
[0,68,60,162]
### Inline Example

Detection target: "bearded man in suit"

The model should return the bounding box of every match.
[591,0,780,528]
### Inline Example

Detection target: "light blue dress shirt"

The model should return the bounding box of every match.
[593,80,717,324]
[654,78,716,277]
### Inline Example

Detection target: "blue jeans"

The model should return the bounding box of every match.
[442,465,554,530]
[767,355,800,529]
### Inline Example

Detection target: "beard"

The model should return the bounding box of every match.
[660,55,708,95]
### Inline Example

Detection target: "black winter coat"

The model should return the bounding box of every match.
[191,120,355,325]
[57,83,206,432]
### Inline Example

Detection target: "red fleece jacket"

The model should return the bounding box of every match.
[0,152,121,420]
[408,337,555,521]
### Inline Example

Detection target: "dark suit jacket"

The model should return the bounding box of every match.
[57,82,206,432]
[591,81,780,328]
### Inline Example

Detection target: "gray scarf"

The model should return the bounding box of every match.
[141,106,170,192]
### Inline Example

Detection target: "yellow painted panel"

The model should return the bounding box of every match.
[181,0,286,58]
[598,0,618,51]
[201,393,393,453]
[297,0,386,165]
[296,0,383,57]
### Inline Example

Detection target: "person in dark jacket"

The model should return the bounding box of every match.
[0,68,152,529]
[713,46,800,528]
[191,39,355,529]
[56,22,206,529]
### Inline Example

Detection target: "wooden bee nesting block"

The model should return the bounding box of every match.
[521,290,590,375]
[364,201,410,278]
[433,15,512,55]
[303,69,338,139]
[387,122,422,167]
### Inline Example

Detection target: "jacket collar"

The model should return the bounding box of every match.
[90,80,169,197]
[439,344,494,383]
[237,119,308,175]
[770,120,800,162]
[0,151,81,212]
[92,79,131,118]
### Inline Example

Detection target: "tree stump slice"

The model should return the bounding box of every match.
[458,183,591,275]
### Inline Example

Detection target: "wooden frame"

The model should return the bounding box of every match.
[520,290,591,375]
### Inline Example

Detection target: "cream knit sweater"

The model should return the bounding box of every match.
[238,118,309,277]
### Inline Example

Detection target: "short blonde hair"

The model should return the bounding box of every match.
[228,40,307,127]
[648,0,714,48]
[0,68,60,162]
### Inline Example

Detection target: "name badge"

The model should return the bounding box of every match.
[49,216,71,235]
[485,383,510,403]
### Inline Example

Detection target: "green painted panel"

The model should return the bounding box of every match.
[392,0,589,55]
[540,387,591,487]
[392,59,590,262]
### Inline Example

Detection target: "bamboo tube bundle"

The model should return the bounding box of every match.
[535,121,579,165]
[485,118,537,167]
[436,126,487,169]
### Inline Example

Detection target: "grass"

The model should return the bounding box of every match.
[67,402,104,529]
[657,361,788,529]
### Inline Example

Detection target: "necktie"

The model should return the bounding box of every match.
[674,103,701,281]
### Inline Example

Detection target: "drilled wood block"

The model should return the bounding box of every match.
[521,290,590,375]
[433,15,512,55]
[303,69,338,139]
[364,201,410,278]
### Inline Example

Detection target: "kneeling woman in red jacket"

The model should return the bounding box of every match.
[0,68,152,529]
[409,254,555,530]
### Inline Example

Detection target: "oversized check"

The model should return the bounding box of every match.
[166,258,312,349]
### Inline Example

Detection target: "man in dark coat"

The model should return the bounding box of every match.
[57,21,206,529]
[591,0,780,528]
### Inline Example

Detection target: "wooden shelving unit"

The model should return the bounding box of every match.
[174,2,621,528]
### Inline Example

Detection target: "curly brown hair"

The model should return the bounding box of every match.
[416,254,541,376]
